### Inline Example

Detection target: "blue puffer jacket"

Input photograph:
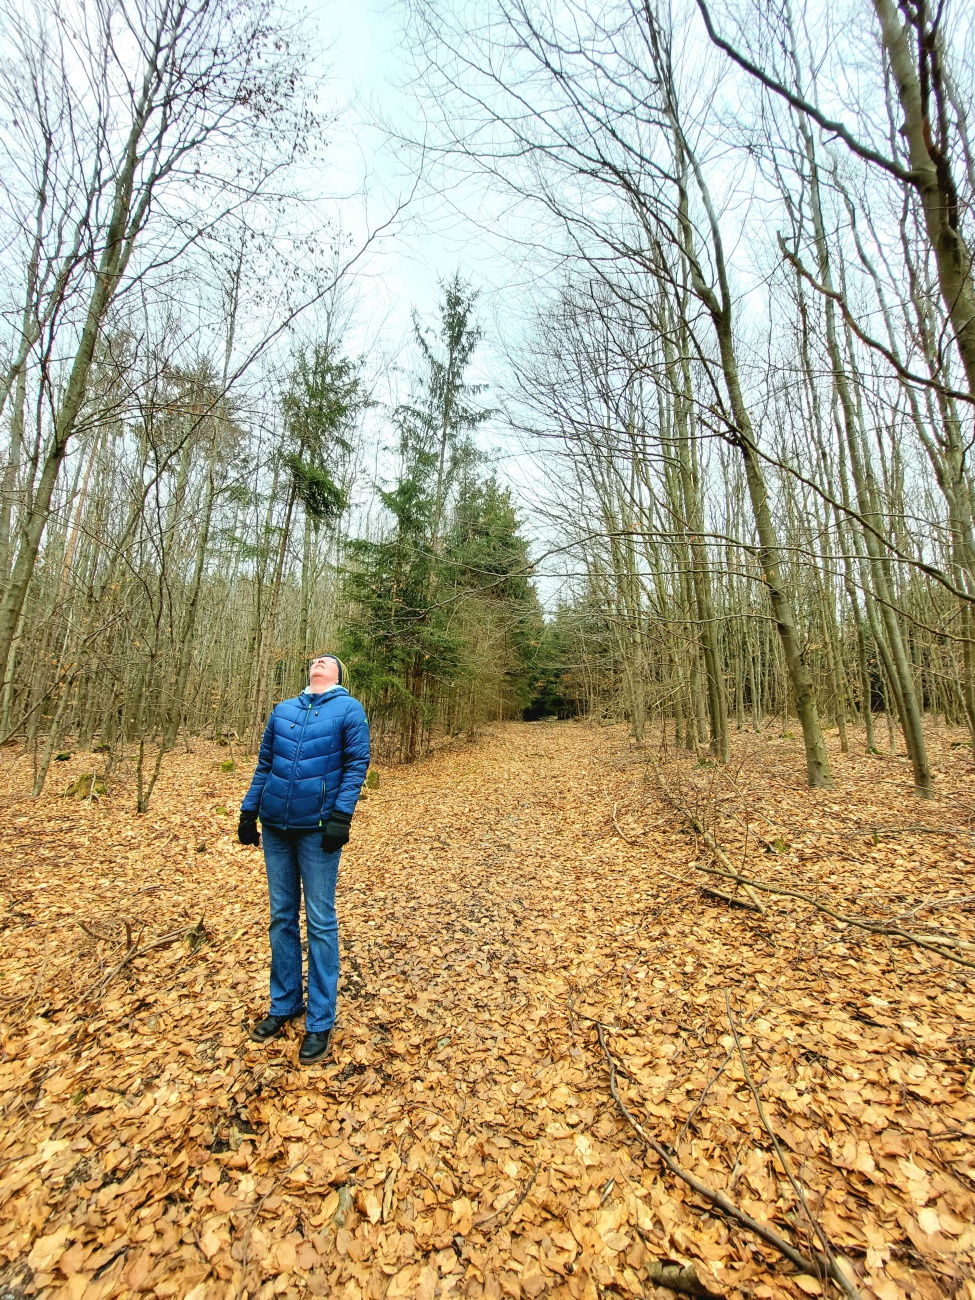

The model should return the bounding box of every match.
[241,687,371,829]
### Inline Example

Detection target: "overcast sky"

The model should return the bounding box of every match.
[298,0,557,541]
[309,2,511,341]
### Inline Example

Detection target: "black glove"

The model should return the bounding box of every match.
[238,810,260,846]
[321,809,352,853]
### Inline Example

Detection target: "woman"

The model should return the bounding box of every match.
[238,653,370,1063]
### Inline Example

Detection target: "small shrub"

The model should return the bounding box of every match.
[185,917,208,951]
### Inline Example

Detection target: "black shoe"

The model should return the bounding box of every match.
[250,1011,302,1043]
[299,1029,332,1063]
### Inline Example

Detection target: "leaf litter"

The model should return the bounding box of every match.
[1,721,974,1299]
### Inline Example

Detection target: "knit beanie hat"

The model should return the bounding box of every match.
[310,653,346,686]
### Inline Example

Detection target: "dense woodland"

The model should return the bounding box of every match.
[2,0,975,806]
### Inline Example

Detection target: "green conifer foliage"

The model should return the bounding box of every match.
[523,614,582,720]
[339,277,542,759]
[280,344,367,526]
[443,470,544,726]
[261,341,369,700]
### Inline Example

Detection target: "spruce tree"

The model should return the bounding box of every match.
[444,471,543,725]
[278,343,367,680]
[340,276,543,756]
[341,277,488,758]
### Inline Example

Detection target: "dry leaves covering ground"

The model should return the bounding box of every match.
[1,720,974,1300]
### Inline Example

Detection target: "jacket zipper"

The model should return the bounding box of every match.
[283,700,313,829]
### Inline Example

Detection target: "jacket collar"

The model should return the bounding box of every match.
[299,686,348,705]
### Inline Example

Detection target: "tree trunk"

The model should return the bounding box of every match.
[873,0,975,400]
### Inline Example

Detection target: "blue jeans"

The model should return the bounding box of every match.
[261,826,341,1033]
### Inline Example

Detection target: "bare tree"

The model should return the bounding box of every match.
[0,0,313,678]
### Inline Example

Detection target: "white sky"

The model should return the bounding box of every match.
[292,0,547,489]
[308,2,507,341]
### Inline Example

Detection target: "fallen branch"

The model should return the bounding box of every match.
[381,1167,397,1223]
[653,763,975,969]
[611,801,643,845]
[595,1022,852,1292]
[690,860,975,970]
[477,1162,539,1233]
[496,1161,538,1228]
[653,766,765,913]
[77,920,114,942]
[700,882,764,913]
[725,994,862,1300]
[645,1259,722,1298]
[87,923,194,998]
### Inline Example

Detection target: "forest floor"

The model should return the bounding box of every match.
[1,720,975,1300]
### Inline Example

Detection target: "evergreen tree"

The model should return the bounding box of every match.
[523,608,589,721]
[444,471,543,725]
[340,277,542,758]
[397,273,493,559]
[280,344,364,530]
[256,342,367,703]
[341,468,464,759]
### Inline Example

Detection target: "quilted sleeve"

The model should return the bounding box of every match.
[334,701,371,817]
[241,712,275,814]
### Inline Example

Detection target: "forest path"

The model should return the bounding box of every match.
[2,721,975,1299]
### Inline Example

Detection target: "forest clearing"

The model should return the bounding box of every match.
[2,721,974,1300]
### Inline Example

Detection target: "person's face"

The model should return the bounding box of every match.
[309,656,339,692]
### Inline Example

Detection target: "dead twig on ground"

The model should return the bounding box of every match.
[85,922,193,999]
[475,1162,539,1233]
[652,761,975,969]
[659,845,764,911]
[77,920,114,941]
[381,1167,397,1223]
[611,801,643,844]
[644,1259,722,1298]
[652,764,766,914]
[233,1172,291,1300]
[699,880,764,913]
[495,1161,538,1229]
[596,1022,858,1294]
[724,993,862,1299]
[689,859,975,969]
[674,927,854,1152]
